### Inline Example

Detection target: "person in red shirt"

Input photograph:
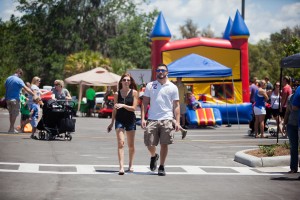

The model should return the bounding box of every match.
[281,76,292,119]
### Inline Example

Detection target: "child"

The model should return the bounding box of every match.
[29,96,40,139]
[186,91,202,110]
[20,89,30,132]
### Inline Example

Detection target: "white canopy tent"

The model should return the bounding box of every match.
[65,67,121,111]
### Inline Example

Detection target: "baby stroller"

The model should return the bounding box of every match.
[37,99,76,141]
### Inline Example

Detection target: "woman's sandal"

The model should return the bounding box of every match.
[126,167,134,173]
[118,170,125,175]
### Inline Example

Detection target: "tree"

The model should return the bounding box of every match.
[0,0,156,97]
[110,58,136,75]
[249,25,300,84]
[179,18,200,39]
[64,50,110,78]
[108,10,158,68]
[201,25,214,38]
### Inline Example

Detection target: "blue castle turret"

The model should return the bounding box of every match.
[150,12,172,41]
[230,10,250,39]
[223,10,250,40]
[223,17,233,40]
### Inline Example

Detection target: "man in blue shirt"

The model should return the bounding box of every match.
[5,69,34,133]
[249,77,258,104]
[292,86,300,179]
[292,86,300,126]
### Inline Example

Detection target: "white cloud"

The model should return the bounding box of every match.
[1,0,299,44]
[0,0,22,21]
[245,1,300,43]
[140,0,300,44]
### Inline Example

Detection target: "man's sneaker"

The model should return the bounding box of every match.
[30,135,38,140]
[158,165,166,176]
[150,153,159,171]
[8,129,18,134]
[181,129,187,139]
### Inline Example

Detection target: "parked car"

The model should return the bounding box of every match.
[95,91,106,110]
[95,92,105,104]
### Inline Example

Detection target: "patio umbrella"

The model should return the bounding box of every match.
[65,67,120,86]
[65,67,121,111]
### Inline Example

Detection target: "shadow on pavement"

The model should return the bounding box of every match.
[271,176,300,181]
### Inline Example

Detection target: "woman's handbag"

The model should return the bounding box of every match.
[0,98,7,109]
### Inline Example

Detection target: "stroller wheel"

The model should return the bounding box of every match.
[269,128,276,137]
[38,131,42,140]
[46,132,52,141]
[38,131,45,140]
[248,130,254,136]
[65,133,72,141]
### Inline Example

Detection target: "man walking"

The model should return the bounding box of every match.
[292,86,300,179]
[141,63,180,176]
[86,86,96,117]
[5,69,34,133]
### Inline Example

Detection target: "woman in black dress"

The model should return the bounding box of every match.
[107,73,138,175]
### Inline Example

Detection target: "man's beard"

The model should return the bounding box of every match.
[157,73,167,79]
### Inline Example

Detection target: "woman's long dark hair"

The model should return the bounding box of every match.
[118,73,137,90]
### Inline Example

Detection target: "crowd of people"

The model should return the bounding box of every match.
[250,75,300,174]
[4,67,300,177]
[4,69,72,139]
[250,76,296,138]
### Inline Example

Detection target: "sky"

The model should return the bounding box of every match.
[0,0,299,44]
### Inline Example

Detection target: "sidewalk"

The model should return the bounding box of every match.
[234,149,289,167]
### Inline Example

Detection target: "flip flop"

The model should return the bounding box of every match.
[126,168,134,173]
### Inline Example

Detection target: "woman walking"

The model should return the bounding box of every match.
[269,81,284,136]
[253,80,269,138]
[107,73,138,175]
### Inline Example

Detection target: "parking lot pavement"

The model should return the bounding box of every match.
[0,109,299,200]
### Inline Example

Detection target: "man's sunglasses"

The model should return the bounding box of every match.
[156,69,167,73]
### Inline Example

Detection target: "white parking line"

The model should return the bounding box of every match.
[0,162,285,176]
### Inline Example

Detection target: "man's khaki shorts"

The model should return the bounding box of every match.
[144,119,174,146]
[6,100,20,117]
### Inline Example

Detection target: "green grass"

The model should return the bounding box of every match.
[258,142,290,157]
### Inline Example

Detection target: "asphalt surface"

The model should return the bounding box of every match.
[0,108,299,200]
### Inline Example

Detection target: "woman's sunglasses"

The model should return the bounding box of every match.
[122,79,131,82]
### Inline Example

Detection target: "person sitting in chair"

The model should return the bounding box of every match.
[186,91,202,110]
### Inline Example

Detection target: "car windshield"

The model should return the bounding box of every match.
[96,93,104,97]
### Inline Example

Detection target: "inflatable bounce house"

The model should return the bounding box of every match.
[150,10,252,125]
